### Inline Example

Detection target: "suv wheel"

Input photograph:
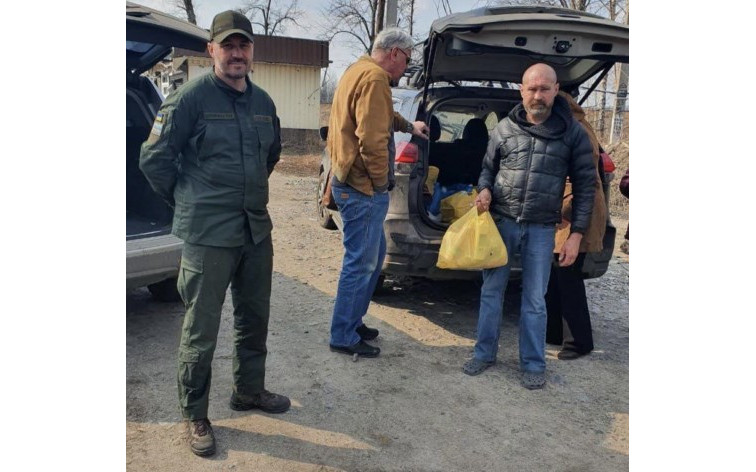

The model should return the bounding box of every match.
[148,277,182,302]
[317,169,336,229]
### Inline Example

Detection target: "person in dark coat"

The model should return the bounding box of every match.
[462,63,596,390]
[545,92,607,360]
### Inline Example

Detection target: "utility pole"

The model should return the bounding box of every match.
[385,0,398,28]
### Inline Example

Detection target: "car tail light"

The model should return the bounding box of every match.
[395,141,419,163]
[600,151,616,173]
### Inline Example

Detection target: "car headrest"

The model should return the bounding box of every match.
[429,115,441,142]
[462,118,489,142]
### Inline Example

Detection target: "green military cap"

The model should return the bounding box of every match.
[210,10,254,43]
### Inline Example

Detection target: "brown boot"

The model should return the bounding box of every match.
[187,418,216,457]
[230,390,291,413]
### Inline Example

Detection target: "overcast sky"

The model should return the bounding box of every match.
[127,0,490,78]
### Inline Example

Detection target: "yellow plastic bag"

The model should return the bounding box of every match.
[424,166,439,195]
[440,189,478,223]
[436,208,508,270]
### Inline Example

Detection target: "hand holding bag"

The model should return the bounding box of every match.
[436,208,508,270]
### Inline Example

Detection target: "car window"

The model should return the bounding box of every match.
[434,111,476,143]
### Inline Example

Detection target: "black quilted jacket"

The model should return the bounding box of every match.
[477,95,596,233]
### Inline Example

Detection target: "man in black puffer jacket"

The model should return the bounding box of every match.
[461,63,596,390]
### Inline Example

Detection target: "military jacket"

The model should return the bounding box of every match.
[140,72,281,247]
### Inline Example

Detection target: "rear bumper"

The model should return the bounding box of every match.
[382,213,498,280]
[126,234,183,289]
[383,214,613,281]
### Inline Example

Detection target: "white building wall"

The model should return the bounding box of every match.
[188,62,212,80]
[251,63,321,130]
[171,57,321,131]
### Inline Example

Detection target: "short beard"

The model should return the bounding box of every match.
[526,104,551,119]
[223,62,249,80]
[224,70,248,80]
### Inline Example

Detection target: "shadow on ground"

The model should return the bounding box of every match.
[127,263,628,471]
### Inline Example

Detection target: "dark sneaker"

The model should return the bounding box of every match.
[230,390,291,413]
[521,371,546,390]
[329,340,380,358]
[356,323,379,341]
[187,418,216,457]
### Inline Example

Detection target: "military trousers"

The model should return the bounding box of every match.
[176,232,273,420]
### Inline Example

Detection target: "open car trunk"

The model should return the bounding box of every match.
[126,83,173,240]
[417,88,522,226]
[409,86,616,279]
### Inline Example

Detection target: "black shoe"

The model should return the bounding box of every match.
[230,390,291,413]
[557,349,589,360]
[356,323,379,341]
[188,418,216,457]
[329,340,380,358]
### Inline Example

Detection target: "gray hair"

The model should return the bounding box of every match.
[372,27,413,52]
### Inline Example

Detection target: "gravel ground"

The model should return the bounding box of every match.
[126,168,629,472]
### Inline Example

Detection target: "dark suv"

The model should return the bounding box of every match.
[126,2,208,299]
[317,6,628,282]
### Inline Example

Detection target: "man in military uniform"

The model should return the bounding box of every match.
[139,10,290,457]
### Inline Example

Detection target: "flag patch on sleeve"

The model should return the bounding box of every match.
[150,113,164,136]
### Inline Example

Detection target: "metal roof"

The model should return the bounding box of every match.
[173,35,329,68]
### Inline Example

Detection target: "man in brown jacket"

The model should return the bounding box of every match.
[327,27,429,358]
[545,91,607,359]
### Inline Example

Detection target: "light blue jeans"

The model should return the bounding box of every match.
[473,217,556,373]
[329,184,389,347]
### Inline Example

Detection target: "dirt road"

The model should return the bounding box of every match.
[126,166,629,471]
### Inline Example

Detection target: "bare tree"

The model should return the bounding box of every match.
[435,0,453,16]
[320,69,338,104]
[321,0,426,57]
[399,0,417,37]
[173,0,197,25]
[484,0,627,21]
[375,0,386,35]
[558,0,592,10]
[239,0,303,36]
[595,0,623,138]
[609,0,628,143]
[321,1,380,54]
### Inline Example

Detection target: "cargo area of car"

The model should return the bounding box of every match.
[417,92,521,227]
[407,88,616,279]
[126,88,173,240]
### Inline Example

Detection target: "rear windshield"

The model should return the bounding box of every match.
[434,111,500,142]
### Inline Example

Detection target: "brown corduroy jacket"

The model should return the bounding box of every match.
[554,92,607,254]
[327,55,411,196]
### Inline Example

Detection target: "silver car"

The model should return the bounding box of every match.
[126,2,208,300]
[317,6,628,283]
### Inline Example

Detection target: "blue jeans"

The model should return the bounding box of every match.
[474,217,556,373]
[329,184,389,347]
